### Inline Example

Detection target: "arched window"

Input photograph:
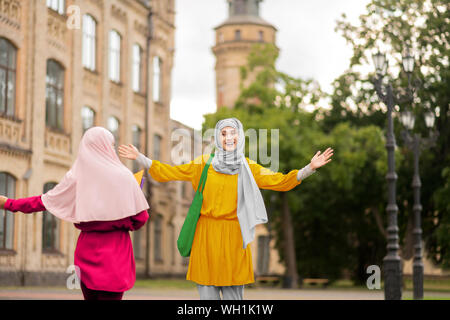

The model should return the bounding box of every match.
[132,44,143,93]
[109,30,121,82]
[45,59,65,130]
[42,182,60,252]
[133,228,143,260]
[107,116,120,145]
[82,14,96,71]
[0,172,16,250]
[46,0,65,15]
[235,29,241,41]
[153,214,163,262]
[152,56,162,102]
[169,223,175,266]
[258,30,264,42]
[153,134,162,160]
[218,32,224,43]
[81,106,95,133]
[131,125,142,172]
[257,235,270,275]
[0,38,17,117]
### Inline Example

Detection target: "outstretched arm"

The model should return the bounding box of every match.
[309,147,333,171]
[250,147,334,191]
[297,147,334,181]
[118,143,198,182]
[118,144,152,169]
[0,195,46,213]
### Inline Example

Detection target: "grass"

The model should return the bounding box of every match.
[133,277,450,293]
[325,278,450,292]
[403,297,450,300]
[403,278,450,293]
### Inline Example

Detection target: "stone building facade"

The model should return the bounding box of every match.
[0,0,192,286]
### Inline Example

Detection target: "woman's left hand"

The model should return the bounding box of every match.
[310,147,334,170]
[0,196,8,209]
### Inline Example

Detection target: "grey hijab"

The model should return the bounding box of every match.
[211,118,268,249]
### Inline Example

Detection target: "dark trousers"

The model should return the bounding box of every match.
[80,281,124,300]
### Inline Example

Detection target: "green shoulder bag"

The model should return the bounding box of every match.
[177,150,215,257]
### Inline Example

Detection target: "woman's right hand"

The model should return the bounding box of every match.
[0,196,8,209]
[118,144,140,160]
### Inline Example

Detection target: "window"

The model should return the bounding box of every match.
[257,235,270,275]
[181,161,188,198]
[132,44,143,93]
[81,106,95,133]
[107,116,120,145]
[153,215,163,262]
[153,134,162,160]
[258,30,264,42]
[218,32,224,43]
[109,30,121,83]
[46,59,65,130]
[42,182,60,252]
[0,172,15,250]
[169,223,175,265]
[0,38,17,117]
[131,125,142,172]
[181,181,187,198]
[82,14,96,71]
[46,0,65,15]
[152,56,162,102]
[133,229,143,260]
[235,30,241,41]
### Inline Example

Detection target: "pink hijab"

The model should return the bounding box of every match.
[41,127,149,223]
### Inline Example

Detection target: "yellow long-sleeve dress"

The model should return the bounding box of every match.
[148,154,302,286]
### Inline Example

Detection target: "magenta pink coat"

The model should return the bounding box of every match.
[5,196,149,292]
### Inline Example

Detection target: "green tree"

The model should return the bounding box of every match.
[204,42,395,285]
[333,0,450,268]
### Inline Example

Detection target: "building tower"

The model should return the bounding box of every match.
[212,0,277,109]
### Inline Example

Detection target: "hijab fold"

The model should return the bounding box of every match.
[41,127,149,223]
[212,118,268,249]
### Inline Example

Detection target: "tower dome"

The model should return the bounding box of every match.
[212,0,277,109]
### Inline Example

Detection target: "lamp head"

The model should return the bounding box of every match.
[402,47,415,74]
[400,110,415,130]
[424,110,435,129]
[372,51,387,76]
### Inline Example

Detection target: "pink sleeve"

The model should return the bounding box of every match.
[130,210,149,231]
[4,196,46,213]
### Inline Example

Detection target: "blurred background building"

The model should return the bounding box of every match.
[0,0,182,285]
[0,0,285,286]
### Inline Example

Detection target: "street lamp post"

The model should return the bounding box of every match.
[372,47,420,300]
[400,110,438,300]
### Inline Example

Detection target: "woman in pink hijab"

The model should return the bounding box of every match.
[0,127,149,300]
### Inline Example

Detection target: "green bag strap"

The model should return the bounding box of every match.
[198,148,215,194]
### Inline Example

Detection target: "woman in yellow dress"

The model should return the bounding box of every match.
[118,118,333,300]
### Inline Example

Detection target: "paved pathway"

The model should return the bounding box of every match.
[0,286,449,300]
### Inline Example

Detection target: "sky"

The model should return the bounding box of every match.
[170,0,371,130]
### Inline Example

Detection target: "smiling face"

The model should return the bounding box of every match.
[221,126,238,151]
